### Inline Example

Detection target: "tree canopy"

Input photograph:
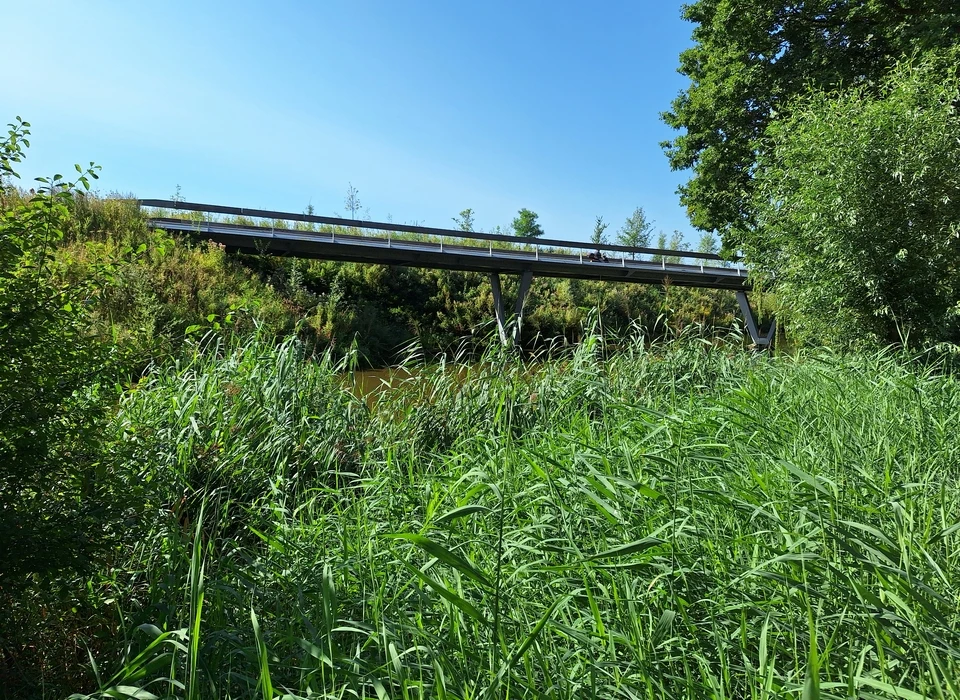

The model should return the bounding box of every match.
[617,207,653,251]
[511,208,544,238]
[452,208,475,232]
[591,216,609,246]
[662,0,960,245]
[747,51,960,347]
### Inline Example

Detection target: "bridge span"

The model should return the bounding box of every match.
[140,200,774,348]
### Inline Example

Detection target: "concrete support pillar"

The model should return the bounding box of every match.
[490,269,534,345]
[736,291,776,349]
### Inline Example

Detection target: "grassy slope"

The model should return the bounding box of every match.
[38,331,959,699]
[45,194,743,369]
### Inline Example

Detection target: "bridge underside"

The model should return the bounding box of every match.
[149,218,751,290]
[147,217,773,349]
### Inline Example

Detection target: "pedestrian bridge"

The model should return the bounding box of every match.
[140,199,773,347]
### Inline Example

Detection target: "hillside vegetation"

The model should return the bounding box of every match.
[2,186,742,370]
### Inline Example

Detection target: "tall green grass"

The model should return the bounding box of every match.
[68,329,960,699]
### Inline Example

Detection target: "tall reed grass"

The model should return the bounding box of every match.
[68,329,960,699]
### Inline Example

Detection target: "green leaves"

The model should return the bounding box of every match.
[386,532,493,588]
[434,504,490,526]
[587,536,666,561]
[1,116,115,591]
[510,208,544,238]
[747,50,960,347]
[663,0,960,240]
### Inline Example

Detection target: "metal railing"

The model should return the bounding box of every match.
[139,199,741,270]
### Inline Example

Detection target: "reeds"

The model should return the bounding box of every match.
[69,330,960,699]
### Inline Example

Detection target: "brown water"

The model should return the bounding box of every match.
[345,367,417,399]
[343,363,506,403]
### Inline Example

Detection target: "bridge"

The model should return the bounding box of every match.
[140,199,775,348]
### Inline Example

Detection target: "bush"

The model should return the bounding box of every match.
[747,50,960,347]
[0,118,132,693]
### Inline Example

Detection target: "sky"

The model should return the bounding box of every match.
[2,1,697,243]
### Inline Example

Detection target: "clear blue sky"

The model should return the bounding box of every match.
[2,1,697,243]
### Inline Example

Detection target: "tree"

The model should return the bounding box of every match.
[511,208,544,238]
[344,182,362,219]
[617,207,653,257]
[667,231,687,264]
[746,51,960,347]
[696,232,718,254]
[650,231,669,263]
[591,216,609,246]
[452,208,475,232]
[662,0,960,245]
[696,232,719,257]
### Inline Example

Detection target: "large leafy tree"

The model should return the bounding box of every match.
[662,0,960,245]
[747,53,960,347]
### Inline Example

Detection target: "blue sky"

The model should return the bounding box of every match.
[2,1,696,243]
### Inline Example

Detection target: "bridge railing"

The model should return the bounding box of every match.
[138,199,741,268]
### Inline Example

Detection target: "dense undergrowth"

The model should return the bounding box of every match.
[5,120,957,699]
[5,328,958,699]
[8,188,745,369]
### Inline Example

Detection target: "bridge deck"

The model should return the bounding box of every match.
[147,217,750,291]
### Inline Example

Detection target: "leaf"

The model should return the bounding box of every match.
[401,561,489,626]
[251,607,274,700]
[507,594,566,664]
[854,677,931,700]
[781,460,834,498]
[103,686,160,700]
[386,533,492,588]
[587,537,666,561]
[435,504,490,526]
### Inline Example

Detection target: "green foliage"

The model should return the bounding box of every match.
[0,118,115,587]
[650,230,669,263]
[590,215,608,246]
[667,230,687,263]
[511,207,544,238]
[343,182,362,219]
[696,231,719,257]
[662,0,960,242]
[40,195,302,367]
[617,207,653,257]
[747,52,960,347]
[47,331,960,699]
[0,119,140,694]
[452,207,475,232]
